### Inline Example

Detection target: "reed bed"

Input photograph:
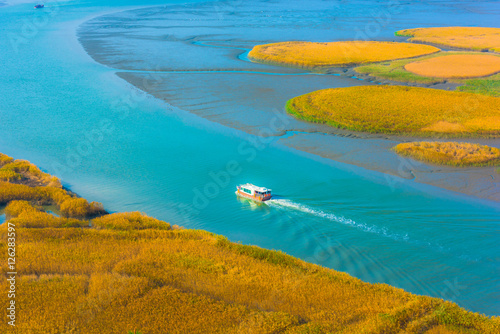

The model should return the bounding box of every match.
[0,181,105,218]
[0,158,60,187]
[0,152,499,333]
[394,142,500,167]
[0,154,105,218]
[404,54,500,79]
[396,27,500,52]
[92,211,171,230]
[2,227,499,333]
[286,85,500,137]
[5,200,88,228]
[0,153,14,166]
[248,41,439,69]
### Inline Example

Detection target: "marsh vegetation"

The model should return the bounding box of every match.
[1,153,499,333]
[286,86,500,137]
[395,27,500,52]
[394,142,500,167]
[248,41,439,69]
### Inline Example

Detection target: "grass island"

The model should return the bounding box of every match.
[248,41,440,69]
[285,85,500,137]
[393,142,500,167]
[395,27,500,52]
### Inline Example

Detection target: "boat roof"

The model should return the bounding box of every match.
[240,183,271,192]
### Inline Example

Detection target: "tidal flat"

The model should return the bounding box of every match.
[78,0,500,202]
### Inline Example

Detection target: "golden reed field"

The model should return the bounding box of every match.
[286,85,500,137]
[248,41,439,69]
[404,54,500,79]
[1,152,500,333]
[394,142,500,167]
[396,27,500,52]
[0,154,105,219]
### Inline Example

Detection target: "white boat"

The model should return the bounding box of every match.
[236,183,272,202]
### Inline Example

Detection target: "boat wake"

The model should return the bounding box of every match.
[267,199,410,242]
[268,199,480,262]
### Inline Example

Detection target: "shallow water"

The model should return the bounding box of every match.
[0,0,499,315]
[78,0,500,202]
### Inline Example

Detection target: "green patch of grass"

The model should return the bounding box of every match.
[394,31,412,37]
[174,253,226,274]
[456,75,500,96]
[354,51,461,84]
[379,312,396,323]
[356,61,439,84]
[433,303,488,332]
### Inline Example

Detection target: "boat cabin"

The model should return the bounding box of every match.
[236,183,272,201]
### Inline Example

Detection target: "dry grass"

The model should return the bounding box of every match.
[1,152,499,333]
[0,153,14,167]
[248,41,439,69]
[1,228,499,334]
[404,54,500,78]
[394,142,500,167]
[5,200,88,228]
[0,159,61,187]
[0,181,105,218]
[0,153,106,219]
[60,197,105,218]
[92,211,171,230]
[286,85,500,137]
[396,27,500,52]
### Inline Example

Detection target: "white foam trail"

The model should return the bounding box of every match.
[267,199,478,262]
[267,199,409,242]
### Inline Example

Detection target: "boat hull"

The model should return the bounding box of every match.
[235,190,271,202]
